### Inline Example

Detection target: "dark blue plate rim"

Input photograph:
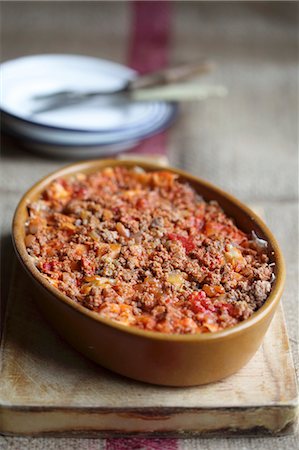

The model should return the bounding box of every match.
[1,102,177,134]
[4,106,178,149]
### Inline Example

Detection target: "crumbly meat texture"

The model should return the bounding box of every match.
[25,167,274,334]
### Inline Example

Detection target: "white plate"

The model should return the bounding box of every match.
[0,54,174,132]
[2,102,176,145]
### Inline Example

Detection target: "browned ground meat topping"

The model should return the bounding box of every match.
[25,167,273,334]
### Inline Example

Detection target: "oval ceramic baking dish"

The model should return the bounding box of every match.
[12,160,285,386]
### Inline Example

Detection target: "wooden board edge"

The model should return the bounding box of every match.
[0,404,298,437]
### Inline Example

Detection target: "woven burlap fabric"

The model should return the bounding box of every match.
[1,2,298,449]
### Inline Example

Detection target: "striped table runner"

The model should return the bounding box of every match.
[127,0,172,157]
[107,2,178,448]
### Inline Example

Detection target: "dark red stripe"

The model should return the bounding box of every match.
[128,0,172,73]
[127,0,172,155]
[130,132,168,156]
[105,5,175,444]
[105,437,178,450]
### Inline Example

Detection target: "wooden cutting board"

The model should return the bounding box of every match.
[0,205,298,437]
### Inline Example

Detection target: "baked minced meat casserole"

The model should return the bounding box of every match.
[25,167,274,334]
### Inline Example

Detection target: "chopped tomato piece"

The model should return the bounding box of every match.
[168,233,196,253]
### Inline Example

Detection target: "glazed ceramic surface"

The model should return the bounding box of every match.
[12,160,286,386]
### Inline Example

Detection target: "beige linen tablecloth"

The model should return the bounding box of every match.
[1,2,298,449]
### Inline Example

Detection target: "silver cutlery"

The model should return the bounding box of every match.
[31,61,227,114]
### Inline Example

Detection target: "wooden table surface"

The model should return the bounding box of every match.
[1,2,298,449]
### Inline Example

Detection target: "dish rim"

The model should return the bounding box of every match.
[12,159,286,342]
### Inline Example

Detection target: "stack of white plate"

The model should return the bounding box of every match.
[0,54,177,158]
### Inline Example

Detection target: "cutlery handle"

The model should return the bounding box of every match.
[132,84,228,102]
[127,61,214,91]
